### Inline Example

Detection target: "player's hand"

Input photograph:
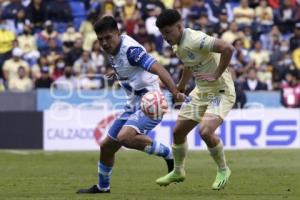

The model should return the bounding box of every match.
[194,72,218,82]
[173,92,186,103]
[176,84,186,93]
[105,71,116,80]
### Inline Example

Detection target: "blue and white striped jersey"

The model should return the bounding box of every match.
[109,35,160,109]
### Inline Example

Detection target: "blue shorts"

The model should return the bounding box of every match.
[108,109,161,141]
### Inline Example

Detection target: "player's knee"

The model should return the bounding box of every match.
[200,125,214,141]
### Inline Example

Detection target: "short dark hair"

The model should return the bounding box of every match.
[93,16,119,34]
[156,9,181,29]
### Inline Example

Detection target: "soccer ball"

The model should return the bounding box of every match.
[141,91,168,119]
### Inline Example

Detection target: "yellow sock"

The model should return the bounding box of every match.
[172,141,188,175]
[208,140,227,171]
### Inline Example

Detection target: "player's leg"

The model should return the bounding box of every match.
[117,110,174,172]
[77,115,126,194]
[77,136,121,193]
[155,116,198,186]
[203,91,235,190]
[156,89,205,186]
[199,113,231,190]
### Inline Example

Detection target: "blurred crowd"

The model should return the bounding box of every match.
[0,0,299,107]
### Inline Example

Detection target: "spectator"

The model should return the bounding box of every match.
[231,49,253,78]
[137,0,165,20]
[212,9,230,37]
[52,57,66,80]
[36,20,62,54]
[46,0,73,23]
[26,0,48,32]
[188,0,208,21]
[289,22,300,52]
[221,21,244,44]
[15,5,29,34]
[91,40,106,73]
[8,66,33,92]
[53,66,79,90]
[17,25,40,66]
[145,6,164,53]
[242,67,268,91]
[65,38,84,66]
[260,25,282,51]
[100,0,117,16]
[31,55,49,81]
[233,0,255,27]
[45,38,62,66]
[1,0,25,20]
[73,51,96,76]
[187,12,213,33]
[161,0,174,9]
[144,40,170,66]
[232,38,249,61]
[133,21,149,45]
[207,0,233,24]
[249,40,270,68]
[79,67,104,90]
[35,66,53,88]
[122,0,139,36]
[230,67,247,109]
[0,18,16,77]
[280,70,300,108]
[274,0,298,34]
[273,47,293,81]
[79,15,97,51]
[2,48,29,81]
[255,0,273,33]
[292,48,300,70]
[61,24,82,52]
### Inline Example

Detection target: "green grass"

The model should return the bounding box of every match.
[0,149,299,200]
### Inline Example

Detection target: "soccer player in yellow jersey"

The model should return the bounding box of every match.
[155,9,236,190]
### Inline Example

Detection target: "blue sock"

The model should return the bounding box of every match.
[98,161,112,189]
[144,141,173,159]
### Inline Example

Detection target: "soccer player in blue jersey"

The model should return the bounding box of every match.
[76,16,185,194]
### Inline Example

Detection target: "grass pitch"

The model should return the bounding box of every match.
[0,149,299,200]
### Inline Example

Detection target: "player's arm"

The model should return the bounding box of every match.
[212,38,235,79]
[177,67,193,92]
[149,62,180,96]
[127,46,185,100]
[196,38,234,81]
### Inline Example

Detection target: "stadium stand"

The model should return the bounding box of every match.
[0,0,299,108]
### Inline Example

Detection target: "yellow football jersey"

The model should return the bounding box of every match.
[172,28,234,93]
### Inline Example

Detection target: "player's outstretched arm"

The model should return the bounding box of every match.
[195,39,234,81]
[150,63,185,101]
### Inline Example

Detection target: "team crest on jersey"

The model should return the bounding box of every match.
[187,51,195,59]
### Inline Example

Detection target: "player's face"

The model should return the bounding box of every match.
[159,23,183,46]
[97,30,120,55]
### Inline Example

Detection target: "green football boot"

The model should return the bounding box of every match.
[212,168,231,190]
[156,170,185,186]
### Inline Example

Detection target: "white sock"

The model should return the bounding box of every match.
[208,140,227,171]
[172,141,188,175]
